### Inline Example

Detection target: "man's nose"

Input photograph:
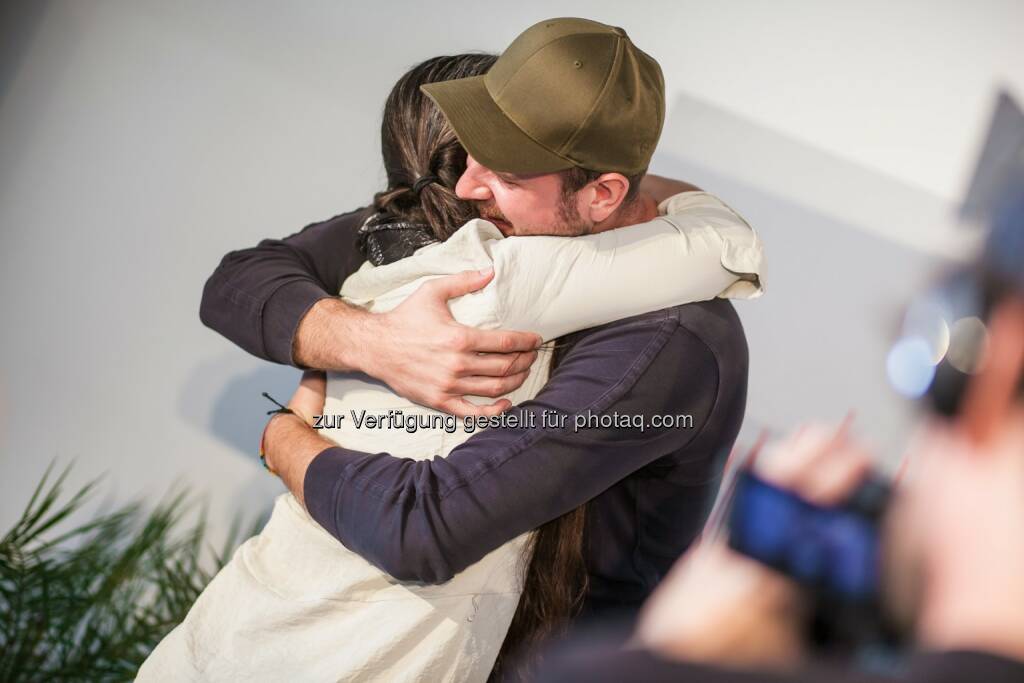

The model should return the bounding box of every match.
[456,155,493,201]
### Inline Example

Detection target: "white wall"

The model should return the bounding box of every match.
[2,0,1021,541]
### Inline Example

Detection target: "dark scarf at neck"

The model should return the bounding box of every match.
[356,213,439,266]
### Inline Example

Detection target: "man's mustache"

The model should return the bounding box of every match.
[476,204,509,225]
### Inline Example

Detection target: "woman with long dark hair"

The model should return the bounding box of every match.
[139,53,763,682]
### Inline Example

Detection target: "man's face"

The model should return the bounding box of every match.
[455,155,590,237]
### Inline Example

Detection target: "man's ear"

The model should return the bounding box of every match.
[581,173,631,223]
[959,297,1024,444]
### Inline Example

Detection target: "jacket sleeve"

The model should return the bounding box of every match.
[487,190,764,341]
[303,308,723,583]
[198,207,371,366]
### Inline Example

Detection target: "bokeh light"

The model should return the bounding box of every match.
[887,337,937,398]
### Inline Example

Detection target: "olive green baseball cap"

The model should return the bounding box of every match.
[421,17,665,176]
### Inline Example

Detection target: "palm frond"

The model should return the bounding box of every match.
[0,462,257,682]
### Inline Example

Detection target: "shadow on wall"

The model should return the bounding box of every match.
[0,0,51,104]
[654,93,963,460]
[177,351,300,465]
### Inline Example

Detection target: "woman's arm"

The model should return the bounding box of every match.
[489,191,764,341]
[640,174,703,203]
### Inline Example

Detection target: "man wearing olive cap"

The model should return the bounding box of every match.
[424,18,663,176]
[423,16,667,238]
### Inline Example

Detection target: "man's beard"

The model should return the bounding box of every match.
[556,194,592,236]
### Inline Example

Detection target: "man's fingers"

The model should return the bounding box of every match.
[460,326,542,354]
[426,268,496,301]
[758,422,874,505]
[796,445,873,506]
[452,371,531,398]
[757,424,838,487]
[457,350,538,378]
[442,397,513,419]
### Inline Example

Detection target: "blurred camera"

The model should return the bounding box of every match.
[728,469,897,650]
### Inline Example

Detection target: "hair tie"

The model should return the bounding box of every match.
[412,175,440,195]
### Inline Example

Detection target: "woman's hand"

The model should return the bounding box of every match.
[638,174,702,204]
[287,370,326,425]
[261,371,332,505]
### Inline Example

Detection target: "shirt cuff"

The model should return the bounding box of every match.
[261,280,334,366]
[303,445,355,539]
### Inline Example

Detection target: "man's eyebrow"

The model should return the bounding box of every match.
[496,170,545,183]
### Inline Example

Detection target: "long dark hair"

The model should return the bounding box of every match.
[367,54,590,680]
[489,336,590,682]
[368,55,493,248]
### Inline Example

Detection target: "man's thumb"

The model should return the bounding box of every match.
[429,268,495,301]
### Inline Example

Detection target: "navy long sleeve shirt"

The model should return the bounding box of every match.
[199,207,750,617]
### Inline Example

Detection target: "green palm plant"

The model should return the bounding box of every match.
[0,463,258,681]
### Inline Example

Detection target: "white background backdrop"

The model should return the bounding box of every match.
[2,0,1022,543]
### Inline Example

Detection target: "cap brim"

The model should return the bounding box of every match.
[421,75,575,175]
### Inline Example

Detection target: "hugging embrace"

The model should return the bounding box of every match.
[139,17,765,683]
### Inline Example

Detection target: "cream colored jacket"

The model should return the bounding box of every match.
[138,192,764,683]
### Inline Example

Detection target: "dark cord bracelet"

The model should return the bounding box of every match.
[258,392,294,474]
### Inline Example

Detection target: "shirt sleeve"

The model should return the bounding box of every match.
[488,192,762,341]
[198,207,371,366]
[303,307,723,583]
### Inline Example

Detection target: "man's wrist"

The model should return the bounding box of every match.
[292,297,373,373]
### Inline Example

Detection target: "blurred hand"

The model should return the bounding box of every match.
[755,421,873,505]
[636,421,875,668]
[635,537,806,669]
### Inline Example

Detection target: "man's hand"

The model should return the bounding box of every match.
[292,268,541,417]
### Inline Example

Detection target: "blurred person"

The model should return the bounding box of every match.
[140,44,764,681]
[536,205,1024,682]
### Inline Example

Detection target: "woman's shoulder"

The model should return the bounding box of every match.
[339,219,506,303]
[440,218,506,249]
